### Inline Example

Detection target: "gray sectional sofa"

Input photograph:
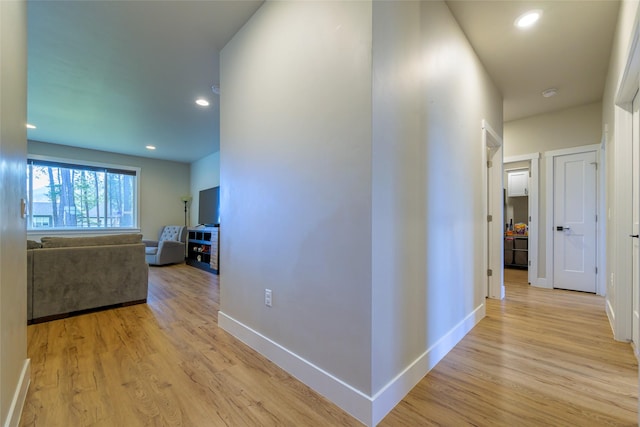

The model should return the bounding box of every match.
[27,233,149,323]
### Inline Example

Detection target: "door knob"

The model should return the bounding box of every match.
[631,234,639,238]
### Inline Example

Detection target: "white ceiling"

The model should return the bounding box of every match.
[446,0,620,122]
[27,1,620,163]
[27,0,263,163]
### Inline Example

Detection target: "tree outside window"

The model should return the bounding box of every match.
[26,158,138,230]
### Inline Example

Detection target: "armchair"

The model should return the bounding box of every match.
[144,225,187,266]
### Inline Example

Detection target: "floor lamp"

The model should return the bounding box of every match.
[181,196,192,227]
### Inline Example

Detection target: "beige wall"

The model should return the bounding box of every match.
[220,0,374,396]
[28,141,190,240]
[504,102,603,277]
[0,0,29,425]
[371,0,502,395]
[504,102,602,158]
[220,1,501,424]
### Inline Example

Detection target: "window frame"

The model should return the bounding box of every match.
[26,154,141,236]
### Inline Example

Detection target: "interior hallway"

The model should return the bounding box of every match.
[20,265,637,426]
[382,268,637,425]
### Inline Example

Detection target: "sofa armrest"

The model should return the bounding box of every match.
[158,240,183,249]
[154,240,185,265]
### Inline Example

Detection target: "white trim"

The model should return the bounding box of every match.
[504,166,528,173]
[544,144,601,158]
[545,144,600,293]
[612,104,634,341]
[482,120,504,300]
[545,153,554,289]
[219,312,373,425]
[528,157,540,286]
[598,141,607,296]
[4,359,30,427]
[27,153,139,173]
[609,7,640,346]
[504,152,541,163]
[532,277,548,288]
[370,303,485,425]
[219,303,485,427]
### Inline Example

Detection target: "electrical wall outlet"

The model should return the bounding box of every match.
[265,289,272,307]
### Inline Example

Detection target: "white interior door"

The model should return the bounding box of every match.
[553,151,597,293]
[483,121,504,300]
[632,89,639,350]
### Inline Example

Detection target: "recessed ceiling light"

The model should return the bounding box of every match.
[542,88,558,98]
[26,123,36,129]
[195,98,210,107]
[146,145,156,150]
[515,10,542,29]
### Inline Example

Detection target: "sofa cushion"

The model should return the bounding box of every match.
[145,247,158,255]
[27,240,42,249]
[40,233,143,248]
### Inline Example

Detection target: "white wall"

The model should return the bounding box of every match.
[602,0,640,339]
[220,0,373,399]
[371,0,502,399]
[0,0,29,425]
[220,1,501,425]
[503,102,603,277]
[189,151,220,227]
[27,141,190,240]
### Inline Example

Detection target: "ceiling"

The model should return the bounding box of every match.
[27,1,620,163]
[27,0,263,163]
[447,0,620,122]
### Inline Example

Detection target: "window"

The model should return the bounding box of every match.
[27,157,139,231]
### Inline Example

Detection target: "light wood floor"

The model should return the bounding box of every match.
[20,266,637,426]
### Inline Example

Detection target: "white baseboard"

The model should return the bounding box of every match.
[606,298,615,331]
[218,312,373,425]
[220,303,485,427]
[4,359,30,427]
[370,303,485,425]
[532,277,551,289]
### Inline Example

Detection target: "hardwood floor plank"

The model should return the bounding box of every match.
[20,265,636,426]
[381,268,638,426]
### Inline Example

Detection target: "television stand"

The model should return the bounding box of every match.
[186,226,219,274]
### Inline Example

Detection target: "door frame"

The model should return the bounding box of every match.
[482,120,504,299]
[610,19,640,341]
[504,153,540,287]
[632,89,640,353]
[544,144,601,293]
[612,10,640,424]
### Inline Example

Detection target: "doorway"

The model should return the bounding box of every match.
[504,165,530,272]
[503,153,540,287]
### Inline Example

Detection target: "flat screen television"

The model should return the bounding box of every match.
[198,186,220,226]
